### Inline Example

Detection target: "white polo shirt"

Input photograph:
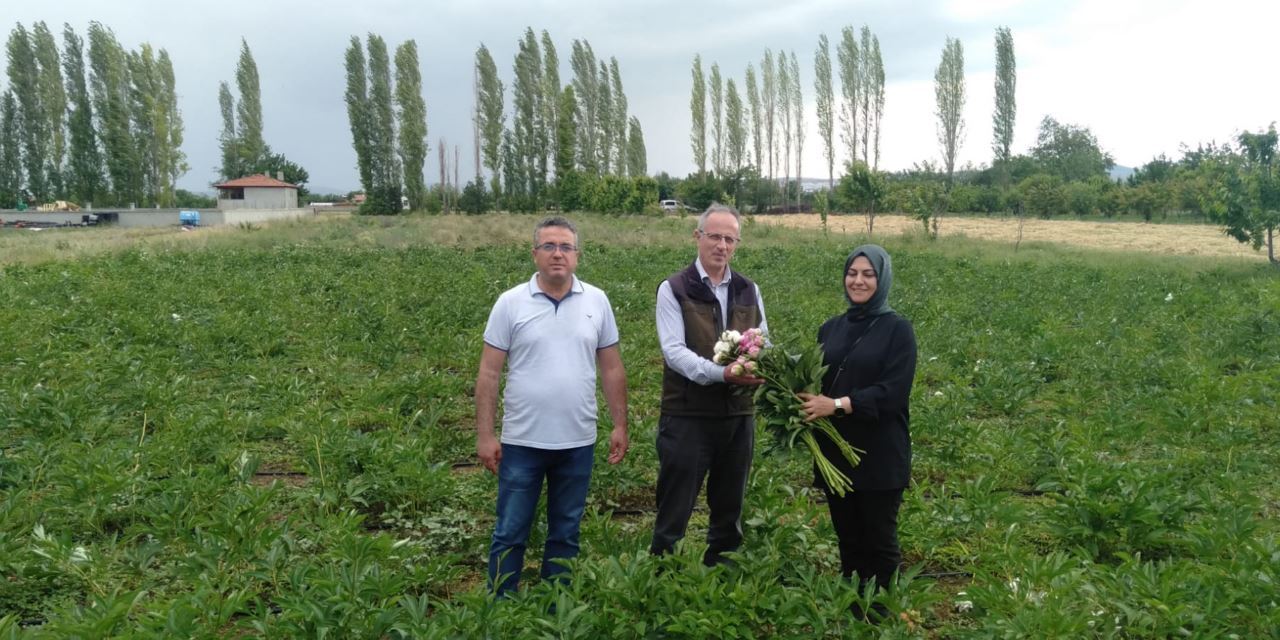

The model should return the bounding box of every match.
[483,273,620,449]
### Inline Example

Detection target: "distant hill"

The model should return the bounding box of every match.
[1109,165,1134,182]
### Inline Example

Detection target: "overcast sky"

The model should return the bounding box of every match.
[8,0,1279,194]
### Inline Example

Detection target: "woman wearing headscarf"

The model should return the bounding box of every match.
[797,244,917,618]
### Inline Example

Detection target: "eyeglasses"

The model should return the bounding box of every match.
[536,242,578,254]
[698,230,740,246]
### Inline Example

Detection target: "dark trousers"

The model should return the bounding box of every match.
[649,414,754,566]
[488,444,594,596]
[824,487,904,592]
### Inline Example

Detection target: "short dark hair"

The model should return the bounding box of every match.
[533,216,578,246]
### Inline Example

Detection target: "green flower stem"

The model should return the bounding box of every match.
[802,430,853,497]
[755,368,865,494]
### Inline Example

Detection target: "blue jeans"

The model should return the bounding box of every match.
[488,443,594,596]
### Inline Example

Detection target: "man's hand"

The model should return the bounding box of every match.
[607,425,629,464]
[477,432,502,474]
[724,369,765,386]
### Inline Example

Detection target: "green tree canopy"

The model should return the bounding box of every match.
[1031,116,1113,182]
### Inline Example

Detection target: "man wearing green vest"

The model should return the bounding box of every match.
[650,203,768,567]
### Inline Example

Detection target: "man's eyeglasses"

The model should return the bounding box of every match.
[698,230,740,246]
[536,242,578,254]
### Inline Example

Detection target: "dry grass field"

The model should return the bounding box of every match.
[757,212,1268,261]
[1,211,1269,266]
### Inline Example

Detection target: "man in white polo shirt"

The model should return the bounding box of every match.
[475,216,629,596]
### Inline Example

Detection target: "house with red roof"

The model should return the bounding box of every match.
[213,173,300,210]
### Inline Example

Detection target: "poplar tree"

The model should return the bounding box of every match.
[62,24,104,205]
[474,44,504,193]
[725,78,744,173]
[126,45,159,204]
[570,40,598,175]
[777,52,792,189]
[0,92,20,206]
[442,136,453,213]
[935,36,965,188]
[626,116,646,177]
[859,26,873,163]
[148,48,185,206]
[541,31,560,180]
[7,24,46,201]
[235,39,264,166]
[33,22,66,197]
[836,27,859,172]
[689,54,706,174]
[344,36,373,194]
[609,58,627,175]
[761,49,776,182]
[815,34,834,190]
[596,60,612,175]
[472,63,481,183]
[869,35,885,169]
[790,50,804,208]
[217,82,239,179]
[745,64,761,172]
[501,129,523,209]
[395,40,427,211]
[511,28,543,203]
[992,26,1016,167]
[159,50,186,204]
[88,22,136,205]
[555,85,576,180]
[710,62,723,174]
[367,34,401,208]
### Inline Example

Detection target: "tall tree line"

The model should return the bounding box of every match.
[3,21,182,208]
[472,28,644,211]
[344,33,427,213]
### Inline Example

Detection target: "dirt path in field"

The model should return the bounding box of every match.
[755,213,1269,261]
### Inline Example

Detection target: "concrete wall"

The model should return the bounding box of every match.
[2,208,318,228]
[205,208,315,226]
[217,187,297,210]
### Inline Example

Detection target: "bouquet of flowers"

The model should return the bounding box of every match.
[711,329,864,496]
[712,328,765,373]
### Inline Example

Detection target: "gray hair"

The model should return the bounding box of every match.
[533,216,579,246]
[697,202,742,230]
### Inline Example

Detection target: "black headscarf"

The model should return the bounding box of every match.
[843,244,894,318]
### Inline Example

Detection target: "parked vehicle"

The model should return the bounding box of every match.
[660,199,680,211]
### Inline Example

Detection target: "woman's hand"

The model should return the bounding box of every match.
[797,392,836,422]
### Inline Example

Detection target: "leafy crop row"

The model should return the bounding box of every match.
[1,217,1276,637]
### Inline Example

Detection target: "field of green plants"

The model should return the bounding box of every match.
[1,215,1277,638]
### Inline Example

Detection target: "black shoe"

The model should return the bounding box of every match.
[703,553,739,569]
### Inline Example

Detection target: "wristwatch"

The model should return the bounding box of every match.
[833,397,847,417]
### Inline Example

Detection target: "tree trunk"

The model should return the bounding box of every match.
[1269,226,1276,265]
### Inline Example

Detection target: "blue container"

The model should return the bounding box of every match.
[179,210,200,226]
